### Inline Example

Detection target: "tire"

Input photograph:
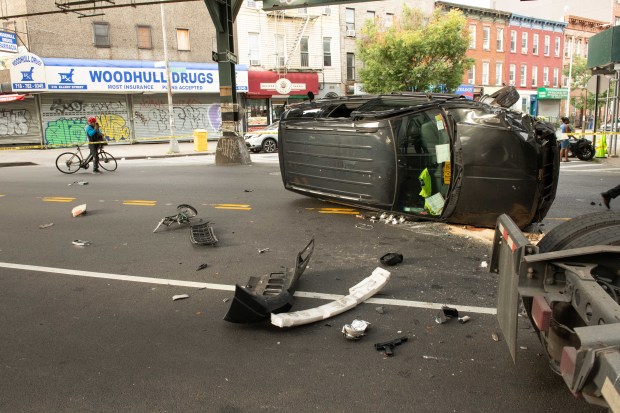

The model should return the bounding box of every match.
[537,211,620,252]
[55,152,82,174]
[99,151,117,171]
[576,143,594,161]
[177,204,197,217]
[262,138,277,153]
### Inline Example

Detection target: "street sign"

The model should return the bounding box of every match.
[225,51,237,64]
[0,30,17,53]
[537,87,568,100]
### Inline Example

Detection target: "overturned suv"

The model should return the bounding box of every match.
[278,89,559,229]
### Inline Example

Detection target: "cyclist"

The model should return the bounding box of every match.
[85,116,104,173]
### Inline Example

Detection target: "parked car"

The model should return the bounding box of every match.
[601,119,620,131]
[244,122,279,153]
[277,90,559,229]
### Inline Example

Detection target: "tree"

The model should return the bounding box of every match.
[357,6,472,94]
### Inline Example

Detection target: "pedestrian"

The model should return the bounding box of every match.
[85,116,103,174]
[559,117,573,162]
[307,91,314,102]
[601,184,620,209]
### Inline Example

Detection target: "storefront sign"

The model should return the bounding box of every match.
[9,52,47,91]
[249,70,318,97]
[0,30,17,53]
[455,84,475,100]
[537,87,568,100]
[10,57,248,93]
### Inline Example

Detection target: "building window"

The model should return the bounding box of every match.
[510,30,517,53]
[575,38,581,56]
[275,34,285,66]
[584,40,589,57]
[346,8,355,31]
[176,28,190,51]
[520,65,527,87]
[543,66,549,85]
[495,62,503,85]
[300,37,309,67]
[533,34,539,55]
[555,37,561,57]
[553,68,559,87]
[347,53,355,80]
[544,35,550,56]
[483,27,490,50]
[93,22,110,47]
[496,27,504,51]
[616,16,620,26]
[366,10,375,23]
[521,32,528,54]
[509,64,516,85]
[532,66,538,87]
[469,24,477,49]
[136,25,152,49]
[385,13,394,28]
[249,32,260,65]
[467,65,475,84]
[323,37,331,66]
[246,0,257,8]
[482,62,489,85]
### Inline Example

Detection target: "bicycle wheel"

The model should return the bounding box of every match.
[99,151,117,172]
[177,204,197,217]
[56,152,82,174]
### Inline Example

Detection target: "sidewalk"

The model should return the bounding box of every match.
[0,141,216,166]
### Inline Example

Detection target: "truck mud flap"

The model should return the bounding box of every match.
[223,238,314,323]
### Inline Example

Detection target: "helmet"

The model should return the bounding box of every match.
[87,116,97,124]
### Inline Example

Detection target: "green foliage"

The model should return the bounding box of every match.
[357,6,472,94]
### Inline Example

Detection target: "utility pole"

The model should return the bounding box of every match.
[160,3,179,153]
[565,37,573,118]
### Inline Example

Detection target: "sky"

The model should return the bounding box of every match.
[446,0,611,23]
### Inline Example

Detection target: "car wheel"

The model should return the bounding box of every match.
[262,138,277,153]
[576,143,594,161]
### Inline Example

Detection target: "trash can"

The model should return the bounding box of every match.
[193,129,208,152]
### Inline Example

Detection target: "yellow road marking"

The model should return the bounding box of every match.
[318,210,360,215]
[42,197,75,203]
[123,200,157,206]
[545,217,571,221]
[214,203,252,211]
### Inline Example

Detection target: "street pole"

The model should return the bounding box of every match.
[160,3,179,154]
[565,37,573,118]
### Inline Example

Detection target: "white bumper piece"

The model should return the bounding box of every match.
[270,267,391,328]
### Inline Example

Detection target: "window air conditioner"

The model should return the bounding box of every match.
[346,30,356,37]
[509,80,515,86]
[543,81,549,86]
[250,59,261,66]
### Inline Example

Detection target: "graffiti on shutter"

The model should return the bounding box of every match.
[0,98,42,145]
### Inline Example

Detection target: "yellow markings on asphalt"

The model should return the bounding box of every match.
[123,200,157,206]
[545,217,571,221]
[316,207,360,215]
[213,203,252,211]
[43,197,75,203]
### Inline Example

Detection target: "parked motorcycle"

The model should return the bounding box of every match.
[567,136,594,161]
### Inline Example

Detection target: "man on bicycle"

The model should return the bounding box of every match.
[85,116,104,173]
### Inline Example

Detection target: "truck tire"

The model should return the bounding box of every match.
[537,211,620,252]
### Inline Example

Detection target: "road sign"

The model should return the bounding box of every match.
[225,51,237,64]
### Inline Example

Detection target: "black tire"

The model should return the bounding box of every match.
[177,204,197,217]
[537,211,620,252]
[55,152,82,174]
[576,143,594,161]
[262,138,277,153]
[99,151,117,171]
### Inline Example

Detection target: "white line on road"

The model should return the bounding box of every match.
[0,261,497,315]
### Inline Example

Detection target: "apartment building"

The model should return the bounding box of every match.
[0,0,243,146]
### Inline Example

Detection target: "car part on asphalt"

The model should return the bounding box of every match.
[72,240,91,246]
[380,253,403,266]
[374,337,408,356]
[196,263,209,271]
[435,305,459,324]
[458,315,471,324]
[172,294,190,301]
[223,238,315,323]
[270,267,391,328]
[342,319,370,340]
[189,222,218,245]
[278,92,559,229]
[72,204,87,217]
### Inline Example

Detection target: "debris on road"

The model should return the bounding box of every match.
[380,252,403,266]
[374,337,408,356]
[480,261,488,268]
[196,263,209,271]
[375,306,385,314]
[271,267,390,328]
[72,240,91,246]
[71,204,87,217]
[355,223,373,230]
[435,305,459,324]
[39,223,54,229]
[458,315,471,324]
[190,222,218,245]
[68,181,89,186]
[491,331,501,342]
[342,319,370,340]
[258,248,270,254]
[172,294,190,301]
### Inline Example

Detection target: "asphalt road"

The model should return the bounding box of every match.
[0,153,616,413]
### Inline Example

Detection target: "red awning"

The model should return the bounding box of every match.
[0,94,25,103]
[247,70,319,97]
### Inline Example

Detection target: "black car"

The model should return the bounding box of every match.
[277,91,559,229]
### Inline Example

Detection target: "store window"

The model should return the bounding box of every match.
[247,99,269,129]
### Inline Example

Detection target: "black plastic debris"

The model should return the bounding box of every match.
[196,263,209,271]
[374,337,408,356]
[435,305,459,324]
[190,222,218,245]
[380,253,403,266]
[223,238,314,323]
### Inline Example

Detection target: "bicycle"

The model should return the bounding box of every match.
[55,143,117,174]
[153,204,198,233]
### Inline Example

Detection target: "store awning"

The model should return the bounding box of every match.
[247,70,319,97]
[0,94,25,103]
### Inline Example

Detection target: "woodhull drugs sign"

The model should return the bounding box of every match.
[9,52,47,91]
